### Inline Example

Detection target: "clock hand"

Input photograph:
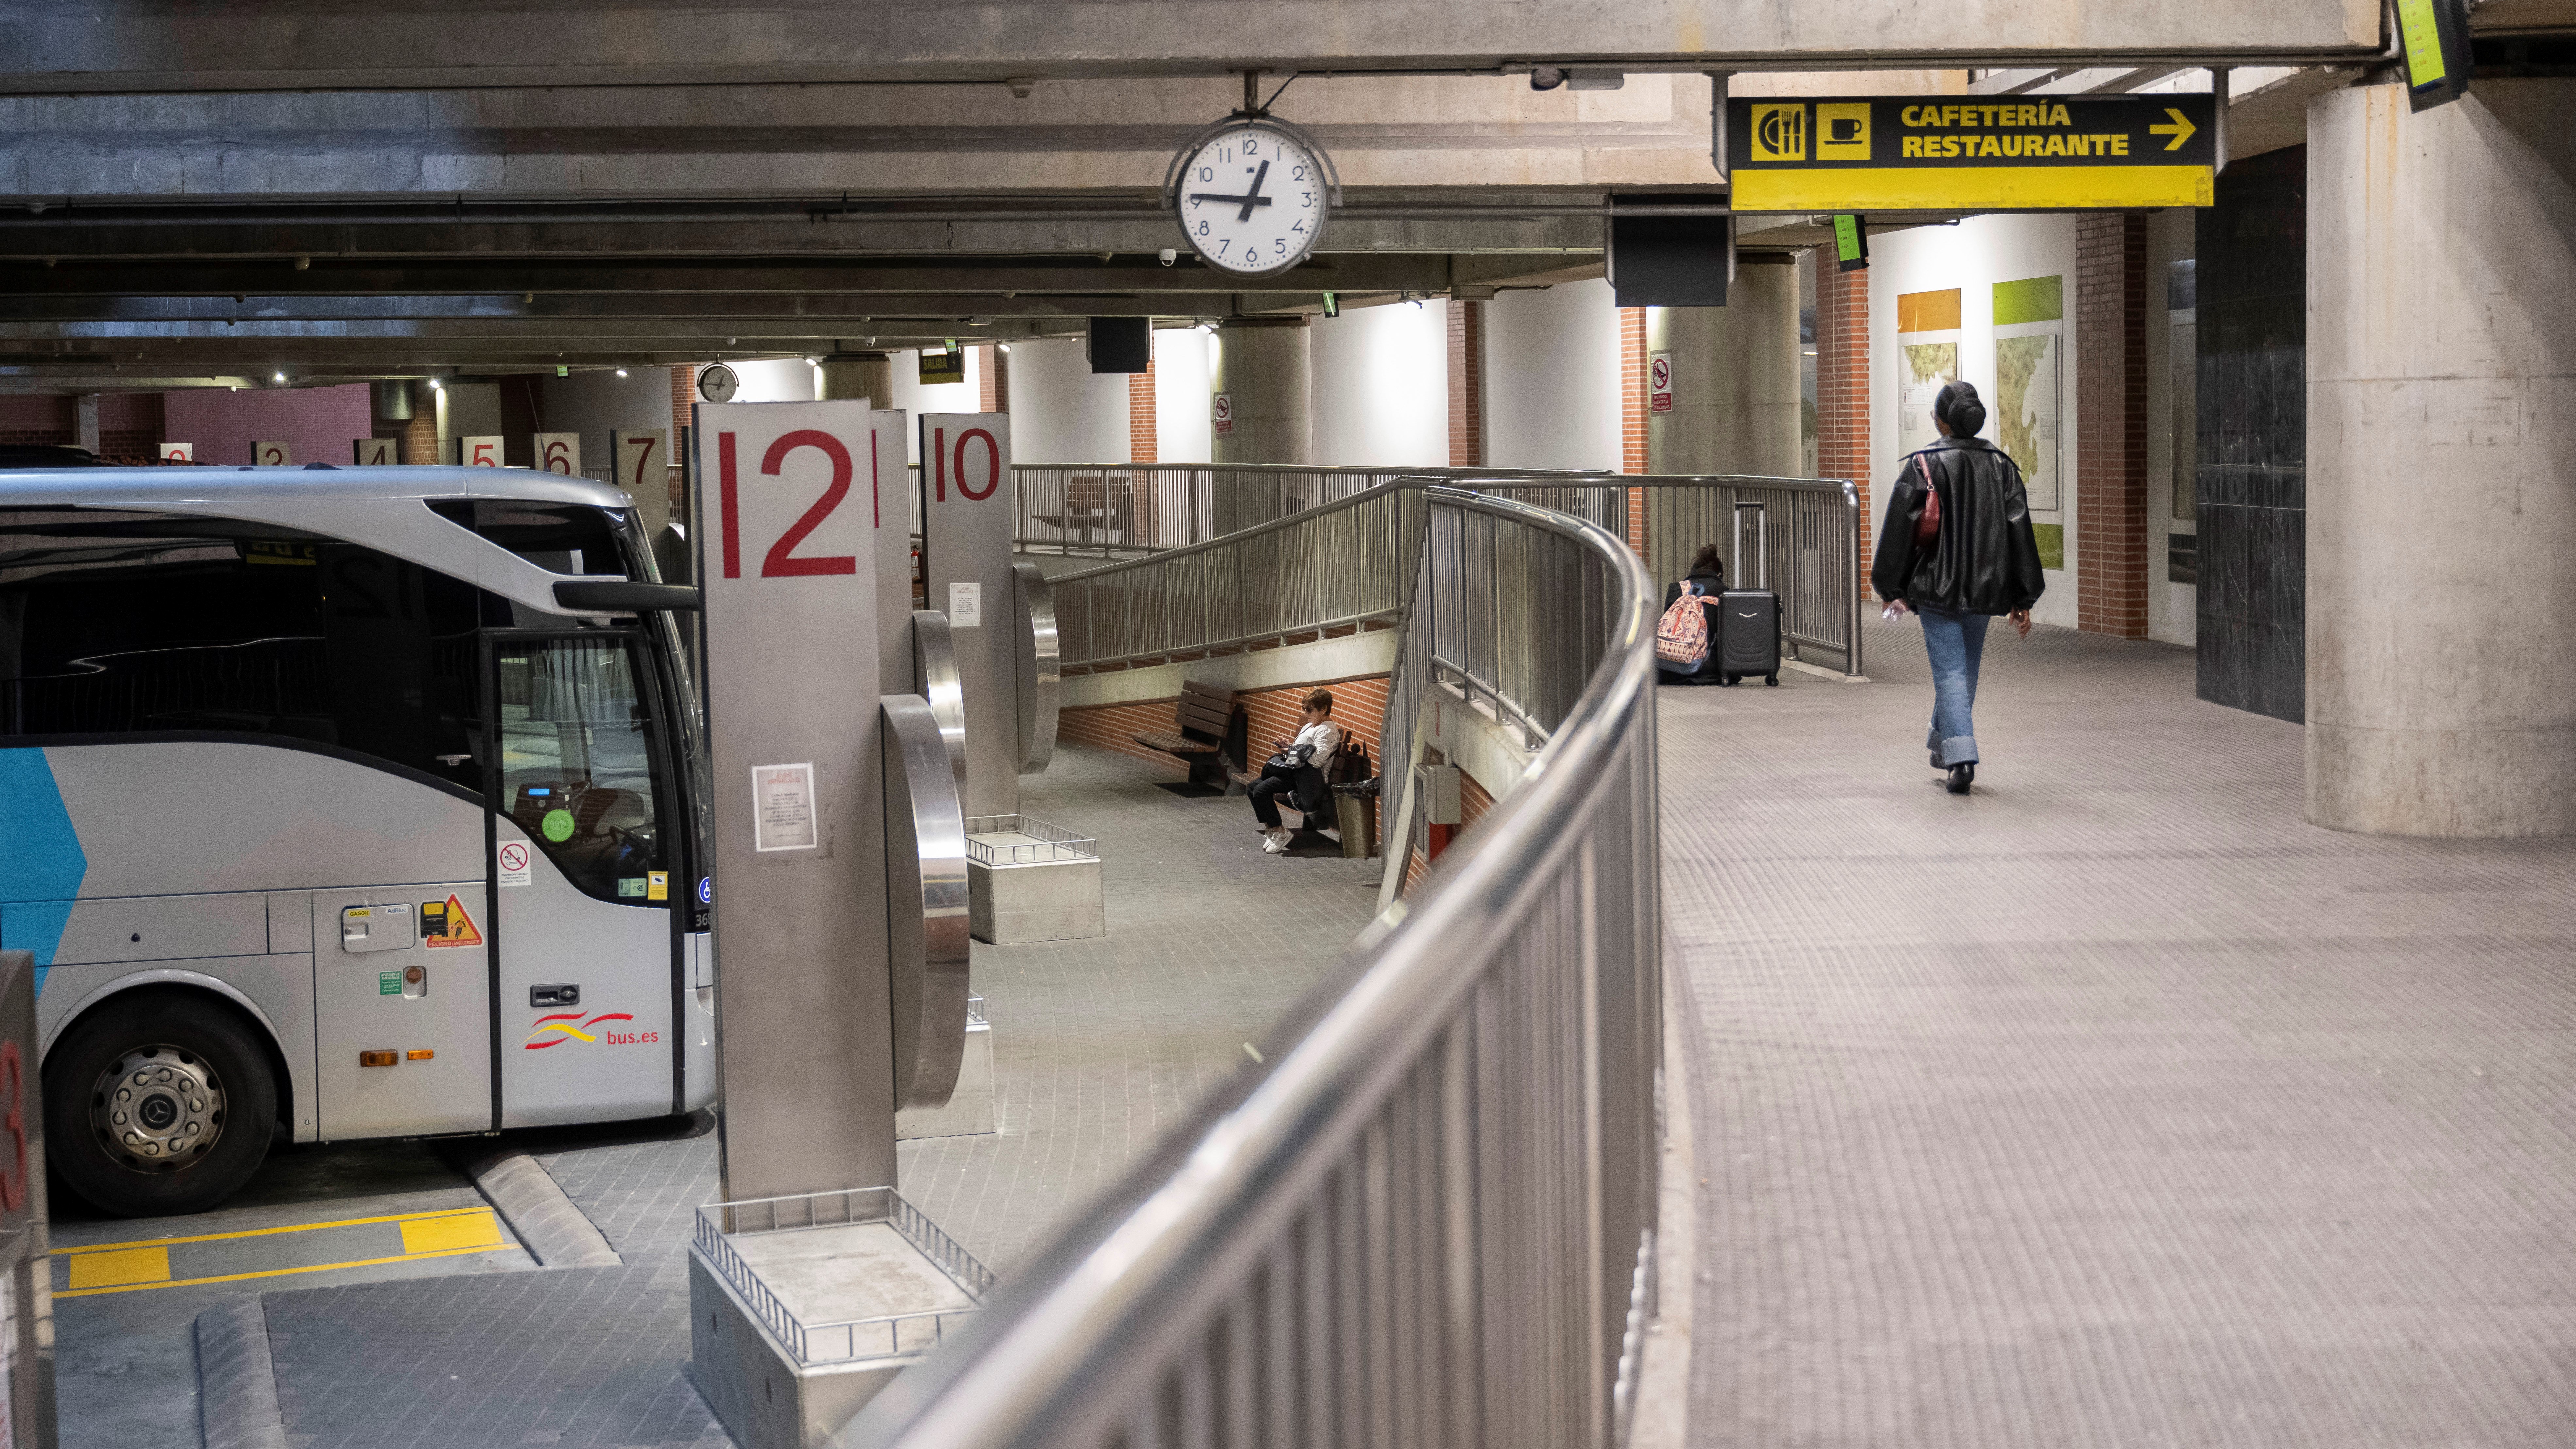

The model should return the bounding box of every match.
[1188,192,1273,209]
[1235,160,1271,223]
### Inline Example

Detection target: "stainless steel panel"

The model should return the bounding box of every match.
[694,401,896,1202]
[918,413,1020,818]
[1010,564,1060,776]
[912,611,968,797]
[880,694,969,1112]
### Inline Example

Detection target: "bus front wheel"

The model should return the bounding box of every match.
[46,994,277,1218]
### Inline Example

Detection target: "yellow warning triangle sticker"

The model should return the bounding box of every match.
[425,893,483,948]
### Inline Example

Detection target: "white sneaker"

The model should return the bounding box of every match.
[1263,829,1292,854]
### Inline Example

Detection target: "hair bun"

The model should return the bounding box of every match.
[1934,381,1986,437]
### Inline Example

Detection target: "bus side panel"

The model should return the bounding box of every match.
[496,815,674,1129]
[27,742,484,900]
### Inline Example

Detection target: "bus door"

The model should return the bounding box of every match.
[486,631,681,1127]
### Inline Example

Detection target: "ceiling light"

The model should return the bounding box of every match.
[615,367,628,377]
[997,343,1011,354]
[273,371,286,382]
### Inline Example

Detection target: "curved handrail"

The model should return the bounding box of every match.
[838,487,1660,1449]
[1048,475,1419,583]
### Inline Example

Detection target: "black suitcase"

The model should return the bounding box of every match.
[1717,501,1781,687]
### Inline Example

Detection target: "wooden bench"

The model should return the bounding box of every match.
[1132,679,1246,794]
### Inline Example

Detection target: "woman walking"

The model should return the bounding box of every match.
[1871,382,2046,795]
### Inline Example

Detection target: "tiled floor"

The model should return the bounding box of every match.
[252,745,1377,1447]
[1660,617,2576,1448]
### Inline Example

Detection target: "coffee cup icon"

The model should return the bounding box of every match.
[1829,117,1865,144]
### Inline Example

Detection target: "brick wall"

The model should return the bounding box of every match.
[1057,673,1394,843]
[0,394,164,460]
[1619,306,1648,556]
[1126,347,1156,463]
[1814,261,1877,589]
[1401,764,1496,896]
[400,412,439,465]
[2075,213,2150,638]
[980,345,1011,414]
[669,365,697,436]
[1057,673,1392,777]
[161,384,372,466]
[1447,299,1483,466]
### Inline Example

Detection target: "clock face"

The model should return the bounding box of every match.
[697,363,738,403]
[1174,122,1328,278]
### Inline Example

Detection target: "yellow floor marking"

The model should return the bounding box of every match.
[398,1208,505,1255]
[57,1205,496,1258]
[65,1245,171,1291]
[55,1244,504,1299]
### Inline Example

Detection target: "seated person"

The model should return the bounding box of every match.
[1251,688,1340,856]
[1656,544,1727,684]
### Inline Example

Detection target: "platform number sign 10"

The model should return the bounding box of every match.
[1168,116,1336,279]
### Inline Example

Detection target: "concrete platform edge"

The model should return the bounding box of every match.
[194,1296,288,1449]
[1629,942,1697,1449]
[463,1149,623,1268]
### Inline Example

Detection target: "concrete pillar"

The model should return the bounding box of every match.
[74,394,100,454]
[1212,319,1310,464]
[1643,262,1801,478]
[2306,80,2576,837]
[818,351,892,404]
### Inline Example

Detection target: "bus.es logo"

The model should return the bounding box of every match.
[525,1012,657,1049]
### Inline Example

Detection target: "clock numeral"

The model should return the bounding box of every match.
[1245,138,1260,154]
[1197,220,1210,236]
[1216,239,1231,256]
[1198,166,1213,181]
[1292,221,1305,234]
[1293,166,1306,180]
[1301,192,1314,206]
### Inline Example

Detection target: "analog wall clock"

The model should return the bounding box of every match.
[697,363,738,403]
[1165,115,1340,280]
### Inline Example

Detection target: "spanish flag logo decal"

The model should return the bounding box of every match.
[524,1012,635,1049]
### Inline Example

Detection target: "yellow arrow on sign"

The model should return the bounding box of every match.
[2148,108,2197,152]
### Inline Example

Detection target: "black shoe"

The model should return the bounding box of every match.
[1946,763,1975,795]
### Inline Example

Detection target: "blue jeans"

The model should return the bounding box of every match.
[1917,606,1989,767]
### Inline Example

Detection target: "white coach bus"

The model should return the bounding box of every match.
[0,466,713,1216]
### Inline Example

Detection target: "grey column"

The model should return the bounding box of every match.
[1644,262,1802,477]
[2306,80,2576,836]
[1212,319,1310,464]
[819,351,893,404]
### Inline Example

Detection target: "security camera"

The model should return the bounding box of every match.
[1158,248,1177,266]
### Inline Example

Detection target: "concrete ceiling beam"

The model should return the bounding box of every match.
[0,2,2385,92]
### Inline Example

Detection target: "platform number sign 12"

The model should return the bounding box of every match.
[699,402,878,582]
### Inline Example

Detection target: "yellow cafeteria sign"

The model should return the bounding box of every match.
[1728,95,2218,211]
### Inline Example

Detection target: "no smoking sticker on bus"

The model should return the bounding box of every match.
[498,841,532,888]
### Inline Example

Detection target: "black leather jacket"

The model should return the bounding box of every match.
[1870,436,2047,615]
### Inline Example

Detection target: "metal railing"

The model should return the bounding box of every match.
[1048,481,1428,674]
[962,814,1099,867]
[838,488,1662,1449]
[696,1187,998,1369]
[1037,469,1864,679]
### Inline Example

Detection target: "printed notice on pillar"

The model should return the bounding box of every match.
[947,580,982,628]
[751,763,819,852]
[1212,392,1233,436]
[1649,352,1674,414]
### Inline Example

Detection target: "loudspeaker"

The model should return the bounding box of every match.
[1609,209,1734,308]
[1087,316,1152,374]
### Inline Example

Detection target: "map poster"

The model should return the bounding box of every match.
[1992,274,2065,516]
[1994,332,2061,512]
[1896,288,1962,462]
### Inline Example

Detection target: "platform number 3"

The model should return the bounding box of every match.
[717,430,858,579]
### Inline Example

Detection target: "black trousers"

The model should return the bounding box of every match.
[1249,768,1319,828]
